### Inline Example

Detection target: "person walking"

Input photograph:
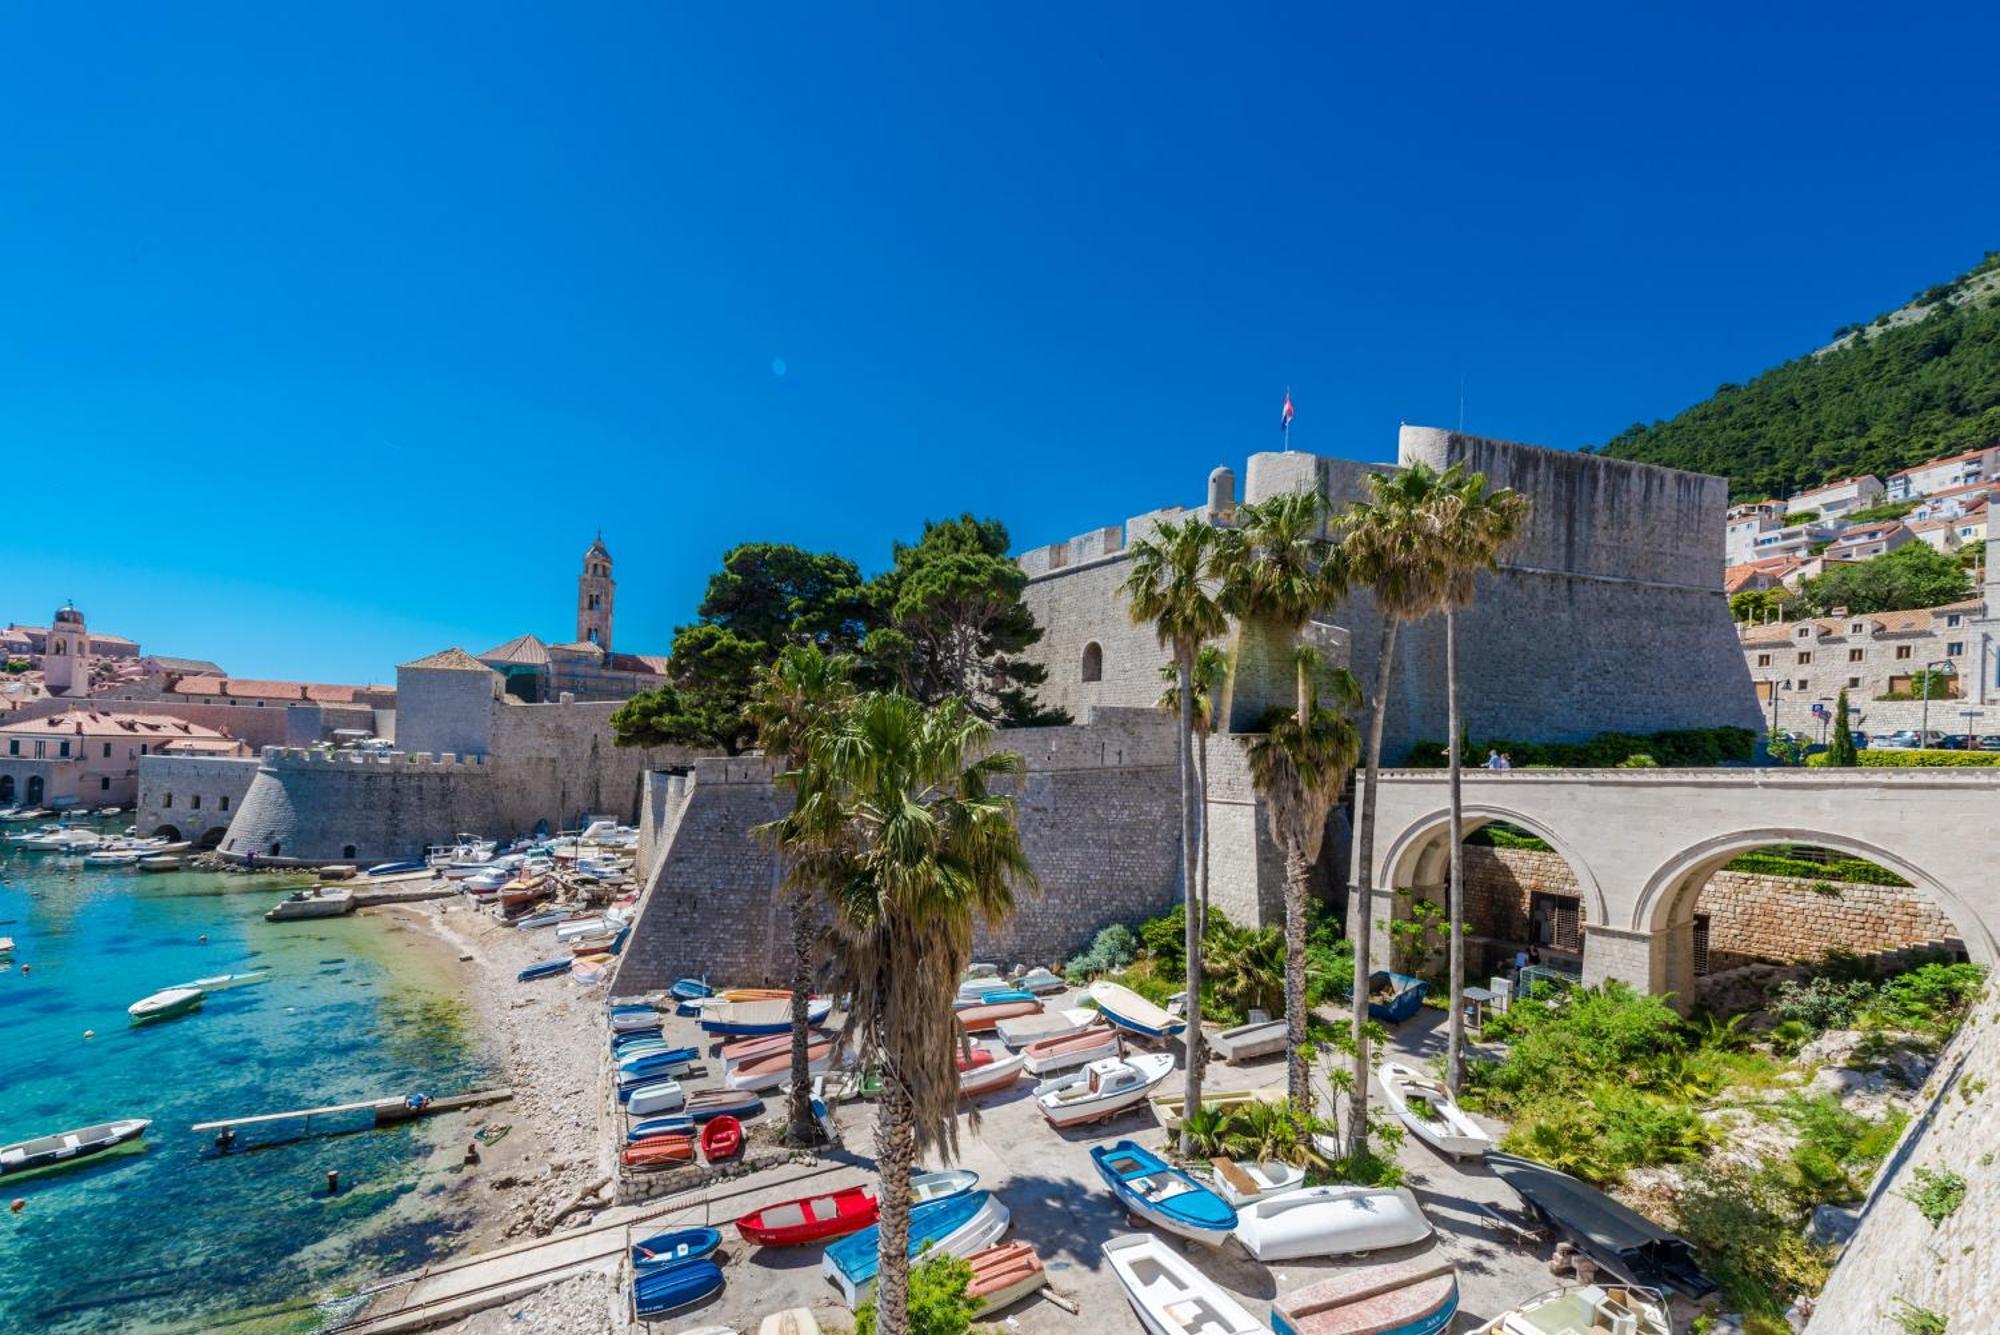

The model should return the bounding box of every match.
[1484,749,1504,770]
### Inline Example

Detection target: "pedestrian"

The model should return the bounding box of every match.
[464,1140,481,1166]
[1484,750,1504,770]
[1500,753,1514,770]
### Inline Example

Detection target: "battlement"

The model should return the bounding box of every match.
[258,747,490,770]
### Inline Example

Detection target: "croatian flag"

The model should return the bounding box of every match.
[1281,390,1294,432]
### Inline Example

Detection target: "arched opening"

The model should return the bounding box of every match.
[197,827,227,850]
[26,776,43,805]
[0,774,12,805]
[1080,642,1103,683]
[154,823,181,842]
[342,844,357,860]
[269,840,282,857]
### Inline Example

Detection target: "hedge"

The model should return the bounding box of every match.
[1405,726,1757,769]
[1720,850,1910,887]
[1807,750,2000,768]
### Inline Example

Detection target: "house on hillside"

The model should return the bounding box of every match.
[1786,475,1884,520]
[1739,600,1983,709]
[1823,520,1914,564]
[1725,500,1790,564]
[1909,518,1963,554]
[1885,445,2000,502]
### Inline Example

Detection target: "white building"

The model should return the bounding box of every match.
[1885,446,2000,502]
[1786,475,1884,520]
[1725,501,1789,564]
[1751,520,1846,561]
[1824,520,1915,564]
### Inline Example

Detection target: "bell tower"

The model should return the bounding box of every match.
[46,602,88,696]
[577,534,614,651]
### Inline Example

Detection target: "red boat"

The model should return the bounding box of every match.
[719,1029,831,1065]
[621,1134,696,1169]
[701,1115,743,1161]
[735,1184,880,1246]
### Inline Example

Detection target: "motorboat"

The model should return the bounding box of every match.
[625,1081,686,1116]
[1486,1153,1716,1298]
[1203,1156,1306,1207]
[630,1225,722,1272]
[137,854,183,873]
[1021,1023,1122,1076]
[1211,1018,1288,1064]
[702,996,833,1037]
[727,1040,835,1092]
[1011,966,1067,995]
[966,1241,1048,1314]
[633,1258,724,1318]
[1272,1255,1460,1335]
[1035,1052,1174,1127]
[1467,1283,1672,1335]
[822,1190,1010,1308]
[264,887,356,921]
[1232,1185,1433,1262]
[1379,1060,1493,1159]
[734,1169,976,1247]
[0,1118,151,1179]
[1088,980,1186,1038]
[128,986,205,1023]
[1151,1085,1285,1131]
[1102,1233,1263,1335]
[82,849,142,868]
[1090,1140,1237,1246]
[996,1006,1100,1048]
[957,1041,1027,1097]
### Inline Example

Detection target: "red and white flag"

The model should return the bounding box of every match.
[1280,390,1295,432]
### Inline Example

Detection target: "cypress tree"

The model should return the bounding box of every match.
[1829,688,1859,766]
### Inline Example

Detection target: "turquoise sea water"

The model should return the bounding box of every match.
[0,828,492,1333]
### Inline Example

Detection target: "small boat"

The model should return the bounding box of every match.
[1271,1255,1459,1335]
[622,1134,697,1169]
[128,986,205,1023]
[1021,1023,1122,1075]
[628,1116,695,1142]
[1102,1233,1263,1335]
[702,997,833,1037]
[175,971,268,992]
[1088,980,1185,1038]
[684,1089,765,1123]
[1364,971,1429,1025]
[672,977,713,1001]
[957,974,1019,1001]
[1011,966,1067,995]
[953,988,1037,1009]
[510,909,571,929]
[1152,1085,1285,1131]
[1485,1152,1716,1298]
[701,1115,743,1161]
[626,1082,686,1116]
[821,1190,1011,1308]
[633,1258,724,1317]
[1211,1018,1288,1064]
[0,937,12,955]
[996,1006,1100,1048]
[1091,1140,1237,1246]
[365,859,426,876]
[727,1041,834,1092]
[0,1118,151,1180]
[719,1029,832,1068]
[610,1004,662,1032]
[966,1241,1048,1314]
[264,888,356,921]
[1204,1156,1307,1207]
[962,962,1002,981]
[1035,1052,1174,1127]
[82,849,141,868]
[759,1311,819,1335]
[618,1047,699,1079]
[1232,1185,1433,1261]
[137,855,183,873]
[1467,1283,1672,1335]
[733,1170,977,1247]
[517,958,572,982]
[619,1063,697,1094]
[1379,1061,1493,1159]
[957,1042,1027,1097]
[720,987,791,1002]
[955,998,1043,1032]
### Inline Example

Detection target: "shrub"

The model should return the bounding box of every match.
[1889,1299,1949,1335]
[1808,750,2000,767]
[1900,1165,1967,1226]
[1404,726,1756,769]
[1773,975,1874,1033]
[1675,1162,1832,1316]
[1721,849,1909,887]
[855,1249,976,1335]
[1862,963,1985,1036]
[1465,823,1553,851]
[1062,923,1139,982]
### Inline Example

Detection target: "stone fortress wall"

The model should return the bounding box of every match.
[133,754,263,845]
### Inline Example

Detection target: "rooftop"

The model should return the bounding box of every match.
[0,709,231,740]
[1740,598,1983,645]
[1890,445,1997,478]
[399,647,500,674]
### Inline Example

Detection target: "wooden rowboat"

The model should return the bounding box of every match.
[1271,1254,1459,1335]
[966,1241,1048,1314]
[1151,1085,1286,1131]
[620,1134,696,1169]
[955,998,1043,1032]
[1021,1023,1121,1075]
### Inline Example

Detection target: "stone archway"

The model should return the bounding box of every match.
[154,824,182,842]
[0,774,12,805]
[26,775,43,806]
[197,827,228,850]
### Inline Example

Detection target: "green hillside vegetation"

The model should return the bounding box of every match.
[1730,542,1975,621]
[1598,252,2000,499]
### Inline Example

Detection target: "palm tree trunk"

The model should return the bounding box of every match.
[1445,608,1467,1094]
[1283,840,1312,1106]
[1176,649,1203,1154]
[1196,725,1211,1090]
[785,892,817,1144]
[1348,618,1399,1155]
[872,1068,917,1334]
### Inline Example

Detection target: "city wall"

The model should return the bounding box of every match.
[135,754,264,845]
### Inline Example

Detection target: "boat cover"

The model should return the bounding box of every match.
[1487,1152,1716,1297]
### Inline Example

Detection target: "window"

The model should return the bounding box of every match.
[270,841,282,857]
[58,741,70,758]
[1896,645,1913,660]
[1797,652,1812,665]
[163,793,173,808]
[102,742,112,758]
[33,741,44,758]
[191,795,201,810]
[343,844,357,859]
[1080,642,1103,683]
[1693,915,1712,977]
[1755,653,1771,667]
[1796,627,1812,638]
[100,776,110,791]
[220,795,229,811]
[1948,641,1965,657]
[7,740,15,756]
[1851,622,1865,634]
[1848,648,1864,662]
[1947,614,1963,627]
[1848,676,1862,689]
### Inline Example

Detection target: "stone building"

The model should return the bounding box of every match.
[0,709,245,809]
[1739,599,1987,734]
[475,537,672,702]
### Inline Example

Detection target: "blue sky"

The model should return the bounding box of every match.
[3,3,1995,682]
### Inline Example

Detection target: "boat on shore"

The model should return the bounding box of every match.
[627,1115,695,1142]
[1232,1184,1433,1261]
[1103,1233,1262,1335]
[1087,980,1186,1038]
[720,1029,831,1068]
[1035,1052,1174,1127]
[966,1241,1048,1314]
[1271,1255,1460,1335]
[700,1115,743,1161]
[626,1081,686,1115]
[517,958,571,982]
[609,1003,662,1032]
[1,1118,151,1180]
[727,1039,834,1091]
[957,1042,1027,1097]
[264,887,356,921]
[996,1006,1099,1047]
[633,1257,724,1317]
[128,986,205,1023]
[1021,1023,1121,1075]
[621,1133,696,1169]
[760,1311,818,1335]
[822,1190,1010,1307]
[1012,966,1067,995]
[630,1225,722,1272]
[1379,1060,1493,1159]
[1151,1085,1286,1131]
[1211,1018,1288,1064]
[735,1170,976,1247]
[684,1089,765,1122]
[1203,1156,1306,1206]
[956,997,1042,1032]
[1467,1283,1671,1335]
[1090,1140,1237,1246]
[1486,1152,1716,1298]
[702,997,832,1037]
[138,854,183,873]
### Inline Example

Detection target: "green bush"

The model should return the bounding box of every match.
[1062,922,1139,982]
[1773,975,1875,1033]
[855,1249,975,1335]
[1864,963,1986,1036]
[1405,726,1756,769]
[1808,750,2000,767]
[1900,1165,1967,1226]
[1721,849,1909,887]
[1465,824,1554,851]
[1675,1162,1833,1316]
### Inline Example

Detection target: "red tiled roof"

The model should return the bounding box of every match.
[0,709,230,740]
[170,676,228,696]
[1890,445,1997,478]
[1793,476,1879,498]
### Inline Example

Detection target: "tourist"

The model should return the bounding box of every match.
[1485,750,1504,770]
[1500,753,1515,770]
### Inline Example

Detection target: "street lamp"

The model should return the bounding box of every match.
[1920,659,1957,749]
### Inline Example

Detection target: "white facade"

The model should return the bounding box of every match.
[1886,446,2000,502]
[1751,521,1845,560]
[1786,475,1884,519]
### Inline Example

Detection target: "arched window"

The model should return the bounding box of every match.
[343,844,357,860]
[1081,642,1103,683]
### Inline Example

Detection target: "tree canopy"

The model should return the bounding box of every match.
[1792,542,1973,616]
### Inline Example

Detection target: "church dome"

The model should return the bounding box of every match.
[53,603,85,626]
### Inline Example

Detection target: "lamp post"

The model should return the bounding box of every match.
[1765,678,1783,738]
[1920,659,1957,749]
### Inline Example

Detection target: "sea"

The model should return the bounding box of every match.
[0,820,493,1334]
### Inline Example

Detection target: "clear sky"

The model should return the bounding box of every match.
[3,3,1995,683]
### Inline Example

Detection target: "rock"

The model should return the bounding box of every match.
[1808,1203,1863,1248]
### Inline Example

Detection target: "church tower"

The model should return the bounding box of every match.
[46,602,88,696]
[577,534,614,651]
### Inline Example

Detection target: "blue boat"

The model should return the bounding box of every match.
[1090,1139,1237,1245]
[516,958,571,982]
[633,1257,723,1317]
[366,859,426,876]
[822,1190,1002,1307]
[632,1225,723,1272]
[670,977,711,1001]
[700,997,833,1037]
[617,1046,698,1077]
[952,989,1036,1008]
[627,1115,694,1142]
[675,998,705,1017]
[685,1092,763,1123]
[611,1028,665,1052]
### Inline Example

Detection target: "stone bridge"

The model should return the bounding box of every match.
[1362,768,1999,1003]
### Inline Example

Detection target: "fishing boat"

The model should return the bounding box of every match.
[1102,1233,1263,1335]
[1020,1023,1121,1075]
[1087,980,1186,1039]
[264,887,356,921]
[610,1003,662,1032]
[82,849,142,868]
[684,1089,765,1122]
[626,1081,686,1116]
[759,1311,818,1335]
[734,1169,977,1247]
[953,988,1038,1009]
[631,1226,723,1271]
[1211,1018,1288,1064]
[1203,1156,1307,1207]
[1090,1140,1237,1246]
[1467,1283,1672,1335]
[1379,1060,1493,1159]
[700,1115,743,1161]
[966,1241,1048,1314]
[628,1115,695,1142]
[955,997,1043,1032]
[672,977,713,1001]
[1271,1255,1460,1335]
[621,1134,697,1169]
[727,1040,835,1092]
[996,1007,1099,1048]
[517,958,571,982]
[1011,966,1067,995]
[0,1118,151,1180]
[720,987,791,1002]
[1232,1185,1433,1261]
[138,854,183,873]
[957,1042,1028,1097]
[128,985,205,1023]
[822,1190,1011,1308]
[618,1047,699,1078]
[702,996,832,1036]
[633,1258,724,1317]
[1485,1152,1716,1298]
[1151,1085,1286,1131]
[1034,1052,1174,1127]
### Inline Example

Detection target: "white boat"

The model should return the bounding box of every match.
[1468,1284,1672,1335]
[957,1042,1027,1096]
[1379,1061,1493,1159]
[128,986,206,1022]
[1087,979,1186,1038]
[1102,1233,1263,1335]
[957,974,1020,1002]
[82,849,142,868]
[177,971,270,993]
[995,1006,1098,1048]
[1034,1052,1174,1128]
[1203,1156,1306,1206]
[1021,1024,1123,1076]
[138,854,183,873]
[757,1312,815,1335]
[0,937,13,955]
[1210,1018,1288,1064]
[627,1081,687,1116]
[1011,966,1067,995]
[1232,1185,1433,1261]
[962,962,1002,981]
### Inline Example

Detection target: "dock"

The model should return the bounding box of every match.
[192,1087,513,1134]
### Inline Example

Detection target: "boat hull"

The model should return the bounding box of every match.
[0,1118,151,1180]
[1088,980,1185,1038]
[1379,1061,1492,1159]
[1269,1256,1458,1335]
[1020,1025,1121,1076]
[1232,1185,1433,1262]
[1102,1233,1263,1335]
[1092,1140,1237,1246]
[822,1191,1010,1309]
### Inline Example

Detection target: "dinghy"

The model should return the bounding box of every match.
[1011,966,1067,995]
[627,1115,695,1142]
[726,1040,835,1092]
[1204,1156,1307,1207]
[621,1134,697,1169]
[822,1190,1010,1308]
[734,1170,977,1247]
[1087,980,1185,1038]
[517,958,571,982]
[0,1118,151,1179]
[702,997,832,1036]
[953,988,1037,1009]
[619,1046,699,1079]
[633,1258,724,1317]
[1090,1140,1237,1246]
[631,1226,722,1271]
[671,977,712,1001]
[626,1081,686,1115]
[957,974,1020,1001]
[609,1003,661,1032]
[956,1042,1027,1097]
[1021,1023,1121,1075]
[1210,1018,1288,1064]
[719,1029,831,1068]
[995,1007,1099,1047]
[759,1311,819,1335]
[684,1089,765,1122]
[954,998,1042,1032]
[1379,1060,1493,1159]
[1034,1052,1174,1127]
[1232,1184,1432,1261]
[966,1241,1048,1314]
[1271,1255,1460,1335]
[700,1115,743,1161]
[176,971,269,992]
[128,986,205,1023]
[1467,1283,1672,1335]
[1102,1233,1263,1335]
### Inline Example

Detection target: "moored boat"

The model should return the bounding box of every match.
[1090,1139,1236,1246]
[966,1241,1048,1314]
[1020,1023,1121,1075]
[0,1118,151,1179]
[175,971,269,992]
[1379,1060,1493,1159]
[1466,1283,1672,1335]
[1271,1255,1459,1335]
[1231,1184,1433,1262]
[821,1189,1010,1308]
[1034,1052,1174,1127]
[128,986,205,1023]
[1087,979,1185,1038]
[1102,1233,1263,1335]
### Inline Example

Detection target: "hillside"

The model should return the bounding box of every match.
[1597,252,2000,500]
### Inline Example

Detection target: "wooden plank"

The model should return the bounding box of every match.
[192,1088,512,1133]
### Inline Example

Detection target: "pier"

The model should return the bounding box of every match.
[192,1087,513,1134]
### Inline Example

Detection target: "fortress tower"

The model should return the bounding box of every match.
[45,602,88,696]
[577,534,614,651]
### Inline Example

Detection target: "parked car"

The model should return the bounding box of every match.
[1979,735,2000,751]
[1852,731,1871,750]
[1937,735,1978,750]
[1878,729,1945,749]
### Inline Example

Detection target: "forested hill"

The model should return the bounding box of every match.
[1596,253,2000,500]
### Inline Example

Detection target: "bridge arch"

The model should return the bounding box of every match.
[1381,804,1609,927]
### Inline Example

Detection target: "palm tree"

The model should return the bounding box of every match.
[1155,642,1232,996]
[1338,464,1451,1152]
[746,644,857,1145]
[768,693,1033,1335]
[1428,468,1528,1093]
[1123,515,1229,1152]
